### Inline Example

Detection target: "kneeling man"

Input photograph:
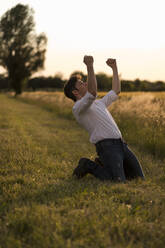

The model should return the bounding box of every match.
[64,55,145,182]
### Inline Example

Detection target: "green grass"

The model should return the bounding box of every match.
[0,93,165,248]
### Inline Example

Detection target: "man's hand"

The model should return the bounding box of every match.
[106,58,120,94]
[83,55,97,97]
[83,55,94,67]
[106,58,116,69]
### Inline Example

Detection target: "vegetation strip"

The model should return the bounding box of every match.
[0,93,165,248]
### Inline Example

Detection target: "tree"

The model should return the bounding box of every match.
[96,72,112,91]
[0,4,47,95]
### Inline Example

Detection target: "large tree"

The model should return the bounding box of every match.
[0,4,47,95]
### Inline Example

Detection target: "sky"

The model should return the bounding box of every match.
[0,0,165,81]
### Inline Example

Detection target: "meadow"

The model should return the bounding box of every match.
[0,91,165,248]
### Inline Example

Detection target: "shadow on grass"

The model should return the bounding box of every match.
[15,176,147,208]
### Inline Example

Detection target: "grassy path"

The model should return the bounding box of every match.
[0,94,165,248]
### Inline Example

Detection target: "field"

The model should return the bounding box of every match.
[0,91,165,248]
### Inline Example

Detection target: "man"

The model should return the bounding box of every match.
[64,55,145,182]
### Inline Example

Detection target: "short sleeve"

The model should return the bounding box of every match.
[73,91,96,115]
[99,90,118,107]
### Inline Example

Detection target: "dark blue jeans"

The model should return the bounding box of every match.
[87,138,145,182]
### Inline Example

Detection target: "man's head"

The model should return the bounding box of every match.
[64,75,87,102]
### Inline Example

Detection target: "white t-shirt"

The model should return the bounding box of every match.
[72,90,122,144]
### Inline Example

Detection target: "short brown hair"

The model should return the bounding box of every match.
[64,75,79,102]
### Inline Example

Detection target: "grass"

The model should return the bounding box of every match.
[0,92,165,248]
[18,91,165,159]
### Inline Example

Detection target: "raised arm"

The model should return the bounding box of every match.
[106,58,121,95]
[83,55,97,97]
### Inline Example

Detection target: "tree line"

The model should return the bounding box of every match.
[1,72,165,92]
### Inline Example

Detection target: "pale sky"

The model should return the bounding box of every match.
[0,0,165,81]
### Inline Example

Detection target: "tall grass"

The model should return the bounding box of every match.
[110,92,165,158]
[18,91,165,159]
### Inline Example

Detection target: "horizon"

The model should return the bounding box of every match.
[0,0,165,82]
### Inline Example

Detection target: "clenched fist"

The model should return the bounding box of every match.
[83,55,94,66]
[106,58,116,69]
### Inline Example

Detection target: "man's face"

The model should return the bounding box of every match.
[75,79,87,98]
